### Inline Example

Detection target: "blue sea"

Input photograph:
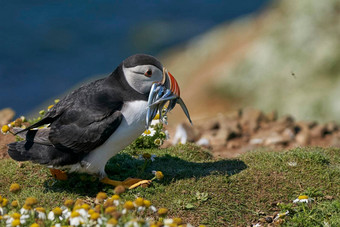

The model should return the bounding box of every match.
[0,0,270,116]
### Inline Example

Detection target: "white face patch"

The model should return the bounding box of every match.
[123,64,163,94]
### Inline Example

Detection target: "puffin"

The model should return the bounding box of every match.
[7,54,191,189]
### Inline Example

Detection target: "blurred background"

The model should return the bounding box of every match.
[0,0,339,124]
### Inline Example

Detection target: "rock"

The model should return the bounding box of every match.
[310,124,327,137]
[295,130,310,146]
[223,120,242,140]
[266,110,278,122]
[331,135,340,147]
[249,138,264,145]
[277,115,295,126]
[240,108,264,132]
[202,119,220,131]
[282,128,295,140]
[227,140,241,149]
[326,121,338,133]
[264,133,289,146]
[0,108,15,126]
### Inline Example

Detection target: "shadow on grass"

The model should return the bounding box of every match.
[44,153,247,195]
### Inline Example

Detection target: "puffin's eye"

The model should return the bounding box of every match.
[144,69,152,77]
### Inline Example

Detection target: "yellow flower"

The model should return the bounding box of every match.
[11,200,18,207]
[90,212,100,220]
[73,205,82,211]
[107,218,118,225]
[52,207,62,216]
[22,204,32,210]
[39,110,45,115]
[11,213,21,219]
[74,199,84,206]
[96,192,107,202]
[35,207,45,213]
[25,197,38,206]
[54,99,60,104]
[173,218,182,224]
[153,113,160,120]
[111,195,120,200]
[298,195,309,200]
[2,198,8,206]
[142,153,151,160]
[154,138,163,146]
[143,200,151,208]
[105,206,116,214]
[11,219,20,226]
[1,125,10,134]
[94,204,101,213]
[153,171,164,180]
[158,207,168,215]
[293,195,313,203]
[47,105,54,110]
[81,203,90,210]
[70,211,80,218]
[30,224,40,227]
[123,201,135,210]
[0,195,2,203]
[64,199,74,208]
[134,197,144,207]
[88,209,95,215]
[9,183,21,193]
[104,198,113,208]
[142,128,156,137]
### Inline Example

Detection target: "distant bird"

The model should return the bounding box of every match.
[8,54,191,188]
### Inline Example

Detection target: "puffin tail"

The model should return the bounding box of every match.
[7,141,55,164]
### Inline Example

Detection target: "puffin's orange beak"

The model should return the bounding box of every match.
[161,68,180,97]
[146,67,191,128]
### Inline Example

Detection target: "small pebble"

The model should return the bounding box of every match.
[265,217,273,223]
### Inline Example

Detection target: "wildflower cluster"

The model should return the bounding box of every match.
[0,183,195,227]
[1,116,26,135]
[130,114,169,149]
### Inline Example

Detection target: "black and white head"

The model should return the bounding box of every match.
[122,54,180,97]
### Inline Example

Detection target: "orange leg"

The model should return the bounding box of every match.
[100,177,151,189]
[49,168,68,181]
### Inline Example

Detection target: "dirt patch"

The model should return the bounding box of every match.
[0,133,15,159]
[166,107,340,158]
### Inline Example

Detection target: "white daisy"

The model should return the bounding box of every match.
[293,195,313,203]
[142,128,156,137]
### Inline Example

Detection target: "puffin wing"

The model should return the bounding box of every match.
[48,108,122,154]
[17,78,124,154]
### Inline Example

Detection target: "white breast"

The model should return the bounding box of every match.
[69,100,148,176]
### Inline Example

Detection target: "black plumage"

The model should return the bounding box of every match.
[8,54,156,166]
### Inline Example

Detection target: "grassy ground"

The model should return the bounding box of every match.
[0,144,340,226]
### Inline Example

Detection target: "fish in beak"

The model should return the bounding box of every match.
[146,68,192,128]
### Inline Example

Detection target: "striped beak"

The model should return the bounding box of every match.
[161,68,180,97]
[146,67,192,128]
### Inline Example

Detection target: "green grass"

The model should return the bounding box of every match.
[1,145,340,226]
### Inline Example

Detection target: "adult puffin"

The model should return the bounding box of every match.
[7,54,191,189]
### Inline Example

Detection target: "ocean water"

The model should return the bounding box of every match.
[0,0,270,115]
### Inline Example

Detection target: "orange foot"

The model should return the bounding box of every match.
[49,168,68,181]
[101,177,151,189]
